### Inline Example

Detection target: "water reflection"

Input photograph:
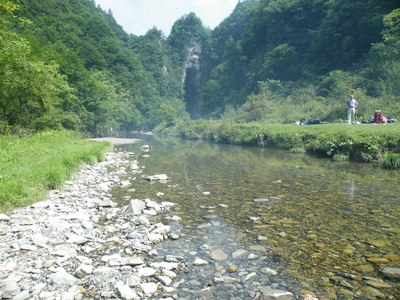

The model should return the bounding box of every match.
[347,178,356,201]
[115,134,400,299]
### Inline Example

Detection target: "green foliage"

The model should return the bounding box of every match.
[382,152,400,169]
[0,131,111,212]
[168,13,208,61]
[0,31,73,128]
[0,0,186,134]
[171,120,400,165]
[1,0,399,134]
[196,0,399,123]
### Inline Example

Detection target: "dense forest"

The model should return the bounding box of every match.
[0,0,399,135]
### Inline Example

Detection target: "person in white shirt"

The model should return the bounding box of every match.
[346,94,358,124]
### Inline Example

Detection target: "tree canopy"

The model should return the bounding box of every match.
[0,0,399,134]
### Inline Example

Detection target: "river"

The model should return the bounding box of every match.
[114,134,400,299]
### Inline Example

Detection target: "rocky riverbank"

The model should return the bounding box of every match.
[0,151,183,299]
[0,148,323,300]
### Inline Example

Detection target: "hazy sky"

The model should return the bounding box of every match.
[94,0,238,36]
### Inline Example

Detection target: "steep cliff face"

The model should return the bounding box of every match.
[182,39,202,118]
[167,12,208,119]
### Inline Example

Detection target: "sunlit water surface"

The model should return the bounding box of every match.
[114,134,400,299]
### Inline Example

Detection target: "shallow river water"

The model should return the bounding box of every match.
[114,134,400,299]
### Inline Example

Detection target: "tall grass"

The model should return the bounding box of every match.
[0,131,112,212]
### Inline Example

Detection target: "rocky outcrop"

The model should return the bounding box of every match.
[182,39,202,118]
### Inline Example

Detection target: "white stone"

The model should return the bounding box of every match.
[143,209,157,216]
[244,272,257,281]
[0,280,20,298]
[220,276,236,283]
[253,198,270,202]
[127,274,141,287]
[97,199,117,207]
[158,275,173,286]
[116,283,137,300]
[154,174,168,180]
[120,257,144,266]
[140,282,158,296]
[48,268,79,285]
[152,224,171,235]
[51,245,77,257]
[80,264,93,275]
[193,258,209,266]
[138,267,156,277]
[214,277,225,284]
[125,199,146,215]
[162,269,177,279]
[259,287,294,300]
[0,214,10,221]
[151,261,179,270]
[211,249,228,261]
[31,283,46,296]
[12,289,30,300]
[147,233,163,242]
[31,233,49,248]
[265,267,278,276]
[146,199,161,211]
[232,249,248,259]
[247,253,258,260]
[61,291,75,300]
[170,233,179,240]
[67,234,88,245]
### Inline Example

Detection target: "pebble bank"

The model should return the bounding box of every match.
[0,152,181,299]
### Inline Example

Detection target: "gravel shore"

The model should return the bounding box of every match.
[0,151,182,299]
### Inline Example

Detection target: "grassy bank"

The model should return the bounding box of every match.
[0,131,112,212]
[164,120,400,168]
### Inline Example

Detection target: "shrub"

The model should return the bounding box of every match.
[382,153,400,169]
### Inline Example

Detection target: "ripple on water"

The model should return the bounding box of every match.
[115,136,400,299]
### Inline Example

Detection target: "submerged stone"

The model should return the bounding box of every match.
[367,240,386,248]
[259,286,294,299]
[210,249,228,261]
[381,267,400,280]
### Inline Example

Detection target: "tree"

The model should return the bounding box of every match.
[0,33,72,127]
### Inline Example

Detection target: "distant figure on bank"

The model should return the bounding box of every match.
[373,110,387,124]
[346,94,358,124]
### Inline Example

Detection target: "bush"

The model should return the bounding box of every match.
[382,152,400,169]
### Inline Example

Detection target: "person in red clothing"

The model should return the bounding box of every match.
[373,110,387,124]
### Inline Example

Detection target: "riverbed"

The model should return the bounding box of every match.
[114,134,400,299]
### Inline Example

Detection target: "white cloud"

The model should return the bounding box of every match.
[94,0,237,36]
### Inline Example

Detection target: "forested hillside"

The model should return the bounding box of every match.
[0,0,399,135]
[198,0,400,123]
[0,0,186,135]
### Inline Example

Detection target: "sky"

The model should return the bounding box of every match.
[94,0,238,36]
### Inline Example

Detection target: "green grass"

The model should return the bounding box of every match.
[0,130,112,212]
[165,120,400,167]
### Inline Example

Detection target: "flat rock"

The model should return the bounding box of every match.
[381,267,400,280]
[49,268,79,286]
[259,286,294,299]
[211,249,228,261]
[125,199,146,215]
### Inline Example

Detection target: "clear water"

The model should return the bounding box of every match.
[115,134,400,299]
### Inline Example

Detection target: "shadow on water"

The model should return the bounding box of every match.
[113,133,400,299]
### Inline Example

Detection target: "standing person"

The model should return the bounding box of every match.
[346,94,358,124]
